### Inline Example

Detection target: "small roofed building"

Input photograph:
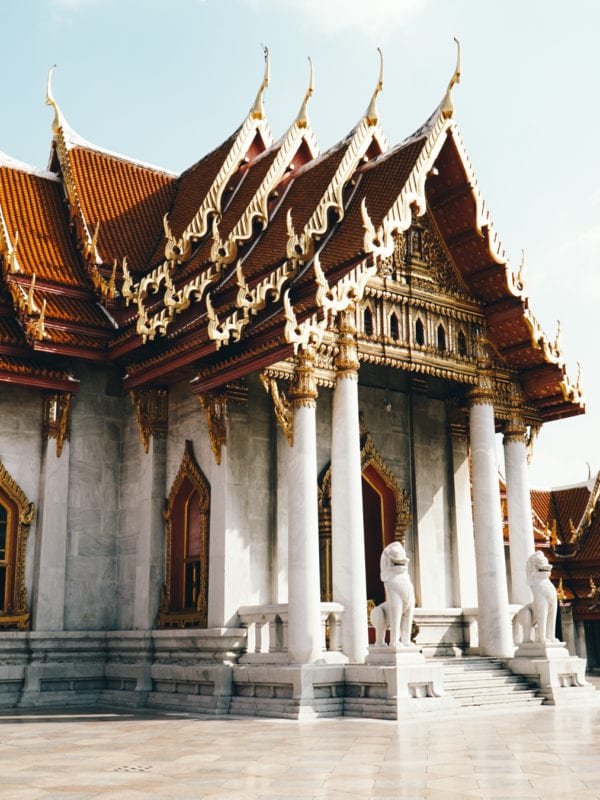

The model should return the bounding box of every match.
[519,476,600,672]
[0,46,586,715]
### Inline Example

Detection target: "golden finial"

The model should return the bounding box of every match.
[26,273,37,314]
[516,248,526,288]
[557,578,566,602]
[554,319,562,353]
[7,229,19,273]
[46,65,63,135]
[365,48,384,126]
[550,519,558,547]
[251,46,270,119]
[441,37,461,120]
[296,57,314,129]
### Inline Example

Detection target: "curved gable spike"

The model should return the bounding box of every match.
[250,45,270,120]
[296,57,314,129]
[45,65,63,135]
[441,37,461,120]
[365,48,384,126]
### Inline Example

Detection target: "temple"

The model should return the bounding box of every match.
[0,45,594,716]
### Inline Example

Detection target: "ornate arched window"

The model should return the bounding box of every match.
[363,307,374,337]
[158,441,210,629]
[457,329,467,356]
[437,324,446,351]
[389,312,399,341]
[0,461,34,630]
[415,318,424,346]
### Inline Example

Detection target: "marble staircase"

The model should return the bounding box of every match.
[435,656,544,709]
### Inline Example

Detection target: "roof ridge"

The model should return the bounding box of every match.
[0,151,59,182]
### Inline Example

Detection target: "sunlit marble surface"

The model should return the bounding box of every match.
[1,680,600,800]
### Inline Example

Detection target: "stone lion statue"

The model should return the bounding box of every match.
[513,551,558,644]
[370,541,415,647]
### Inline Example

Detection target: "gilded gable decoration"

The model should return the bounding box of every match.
[130,388,168,453]
[260,373,293,446]
[42,393,73,457]
[198,393,227,465]
[0,459,34,630]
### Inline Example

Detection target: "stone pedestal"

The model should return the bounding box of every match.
[509,641,597,705]
[230,664,345,718]
[344,646,452,719]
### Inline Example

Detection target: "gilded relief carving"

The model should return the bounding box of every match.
[42,393,73,457]
[130,388,168,454]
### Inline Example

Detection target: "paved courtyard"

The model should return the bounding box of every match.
[2,688,600,800]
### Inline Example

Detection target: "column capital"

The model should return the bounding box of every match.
[289,348,318,409]
[467,370,496,407]
[503,413,527,445]
[335,306,359,379]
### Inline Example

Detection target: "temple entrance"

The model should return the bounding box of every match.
[362,465,398,608]
[318,422,411,605]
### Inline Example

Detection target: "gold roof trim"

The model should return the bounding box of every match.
[45,66,101,267]
[125,54,277,341]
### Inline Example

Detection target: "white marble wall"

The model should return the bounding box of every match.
[64,366,123,630]
[167,377,273,628]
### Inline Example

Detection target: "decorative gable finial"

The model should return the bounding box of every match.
[365,48,384,126]
[296,57,314,129]
[250,45,270,120]
[45,65,63,135]
[441,37,461,119]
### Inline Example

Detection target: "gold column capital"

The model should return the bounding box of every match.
[503,413,527,445]
[289,348,318,409]
[335,305,359,379]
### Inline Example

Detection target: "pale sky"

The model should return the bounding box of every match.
[1,0,598,488]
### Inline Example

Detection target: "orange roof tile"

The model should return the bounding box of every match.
[68,146,176,274]
[0,165,85,286]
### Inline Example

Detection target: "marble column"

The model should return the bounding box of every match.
[133,435,167,629]
[503,414,535,605]
[287,350,323,664]
[331,308,368,663]
[32,439,70,630]
[448,417,478,608]
[469,382,514,657]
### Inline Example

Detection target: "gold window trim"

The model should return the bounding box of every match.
[0,460,34,630]
[157,440,210,629]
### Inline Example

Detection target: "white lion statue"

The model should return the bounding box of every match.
[513,551,558,644]
[370,541,415,647]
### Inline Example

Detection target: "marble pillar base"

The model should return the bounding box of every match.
[345,649,452,719]
[366,644,425,665]
[509,641,598,705]
[230,664,346,719]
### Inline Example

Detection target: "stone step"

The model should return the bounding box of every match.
[444,674,526,689]
[429,656,545,709]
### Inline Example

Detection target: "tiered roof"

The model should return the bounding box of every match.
[516,475,600,621]
[0,48,585,421]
